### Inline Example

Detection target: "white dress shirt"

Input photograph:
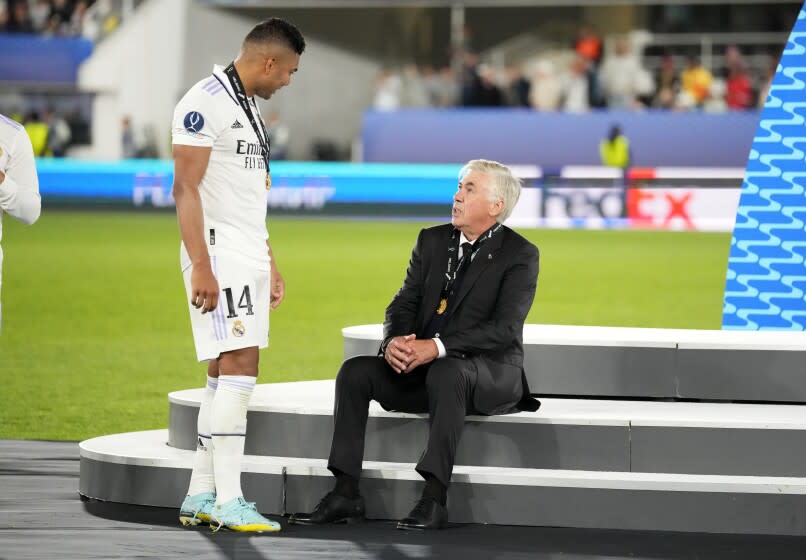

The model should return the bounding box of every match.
[433,232,476,358]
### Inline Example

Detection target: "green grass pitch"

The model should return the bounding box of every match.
[0,211,731,440]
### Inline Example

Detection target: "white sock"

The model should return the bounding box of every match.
[211,375,256,505]
[186,376,218,496]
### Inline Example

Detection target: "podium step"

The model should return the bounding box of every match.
[169,380,806,476]
[343,324,806,401]
[79,430,806,535]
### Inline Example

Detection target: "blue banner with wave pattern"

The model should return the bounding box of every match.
[723,6,806,330]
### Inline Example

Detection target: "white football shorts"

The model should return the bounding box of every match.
[182,252,269,362]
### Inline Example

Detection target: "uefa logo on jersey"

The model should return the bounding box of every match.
[183,111,205,133]
[232,320,246,337]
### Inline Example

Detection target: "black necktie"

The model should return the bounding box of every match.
[459,242,474,273]
[422,241,477,339]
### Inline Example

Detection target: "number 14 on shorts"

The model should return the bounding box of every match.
[223,285,255,318]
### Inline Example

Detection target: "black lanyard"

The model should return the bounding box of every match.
[436,223,502,315]
[223,62,271,174]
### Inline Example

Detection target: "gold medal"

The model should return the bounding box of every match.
[436,298,448,315]
[265,172,272,191]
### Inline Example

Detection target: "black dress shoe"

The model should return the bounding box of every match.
[396,497,448,530]
[288,491,365,525]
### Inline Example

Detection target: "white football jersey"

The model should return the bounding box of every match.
[0,113,41,326]
[172,65,271,269]
[0,113,41,246]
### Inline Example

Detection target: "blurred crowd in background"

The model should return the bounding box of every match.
[0,0,120,39]
[0,4,784,159]
[13,110,73,157]
[373,26,776,113]
[6,109,287,161]
[1,0,138,158]
[0,0,125,41]
[2,101,92,157]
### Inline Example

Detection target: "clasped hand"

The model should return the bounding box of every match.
[384,334,438,374]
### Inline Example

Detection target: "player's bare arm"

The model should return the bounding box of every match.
[172,144,219,314]
[267,241,285,310]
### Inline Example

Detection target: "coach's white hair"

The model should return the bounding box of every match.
[459,159,521,223]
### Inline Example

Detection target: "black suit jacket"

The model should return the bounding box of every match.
[383,223,540,415]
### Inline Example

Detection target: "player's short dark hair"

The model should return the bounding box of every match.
[244,18,306,55]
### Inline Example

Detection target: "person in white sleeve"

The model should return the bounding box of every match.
[0,113,42,329]
[171,18,305,533]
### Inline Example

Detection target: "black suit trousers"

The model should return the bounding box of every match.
[327,355,478,488]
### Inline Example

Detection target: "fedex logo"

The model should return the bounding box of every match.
[627,188,694,229]
[627,187,739,232]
